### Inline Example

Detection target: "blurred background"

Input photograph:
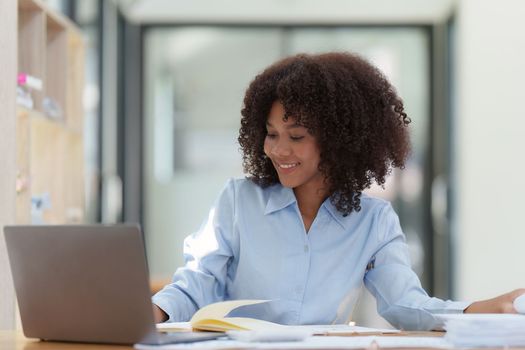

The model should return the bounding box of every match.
[2,0,525,329]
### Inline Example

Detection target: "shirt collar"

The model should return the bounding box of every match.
[264,185,349,230]
[264,185,297,215]
[322,198,348,230]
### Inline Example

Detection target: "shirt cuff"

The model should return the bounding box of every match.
[152,295,175,323]
[439,300,472,313]
[429,301,473,330]
[152,287,199,323]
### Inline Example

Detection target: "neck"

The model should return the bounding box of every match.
[293,184,329,219]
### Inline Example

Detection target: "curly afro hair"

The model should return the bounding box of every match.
[238,52,411,216]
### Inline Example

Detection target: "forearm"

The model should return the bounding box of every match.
[464,288,525,314]
[153,303,168,323]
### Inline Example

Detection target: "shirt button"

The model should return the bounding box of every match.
[304,245,309,253]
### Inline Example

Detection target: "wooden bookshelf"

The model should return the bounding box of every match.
[16,0,85,224]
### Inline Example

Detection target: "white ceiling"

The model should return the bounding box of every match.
[122,0,456,25]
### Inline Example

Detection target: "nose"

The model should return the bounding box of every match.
[270,138,292,157]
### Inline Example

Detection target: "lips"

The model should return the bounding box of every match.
[278,162,299,169]
[274,161,300,174]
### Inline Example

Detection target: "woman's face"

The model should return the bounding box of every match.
[263,101,325,192]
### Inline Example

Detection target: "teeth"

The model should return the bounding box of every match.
[279,163,298,169]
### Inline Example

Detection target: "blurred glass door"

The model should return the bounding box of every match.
[144,27,284,279]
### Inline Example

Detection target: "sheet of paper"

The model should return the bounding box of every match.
[435,313,525,323]
[288,324,400,335]
[135,335,452,350]
[156,322,192,332]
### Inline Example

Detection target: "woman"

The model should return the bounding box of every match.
[152,52,523,330]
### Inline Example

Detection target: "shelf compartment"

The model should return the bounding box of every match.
[45,13,68,122]
[67,31,85,131]
[16,108,31,225]
[30,113,66,223]
[18,0,46,110]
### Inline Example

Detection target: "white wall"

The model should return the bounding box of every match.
[455,0,525,300]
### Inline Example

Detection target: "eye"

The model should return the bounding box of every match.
[265,133,277,139]
[290,135,304,141]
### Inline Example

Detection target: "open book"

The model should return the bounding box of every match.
[156,300,401,335]
[157,300,283,332]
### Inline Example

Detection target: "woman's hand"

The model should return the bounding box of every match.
[153,303,169,323]
[464,288,525,313]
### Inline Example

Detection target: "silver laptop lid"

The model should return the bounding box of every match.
[4,225,156,344]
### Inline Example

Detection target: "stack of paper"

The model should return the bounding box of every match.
[439,314,525,347]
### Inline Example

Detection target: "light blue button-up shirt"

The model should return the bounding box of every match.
[152,178,469,330]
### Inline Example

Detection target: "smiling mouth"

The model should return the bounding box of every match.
[277,162,299,169]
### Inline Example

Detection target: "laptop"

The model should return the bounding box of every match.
[3,224,221,345]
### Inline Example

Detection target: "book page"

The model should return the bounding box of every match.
[196,317,285,331]
[190,300,288,331]
[190,300,270,324]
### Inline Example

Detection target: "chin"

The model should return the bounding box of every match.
[280,183,295,188]
[277,177,298,189]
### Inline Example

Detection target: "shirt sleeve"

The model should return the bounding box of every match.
[152,178,239,322]
[363,202,471,331]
